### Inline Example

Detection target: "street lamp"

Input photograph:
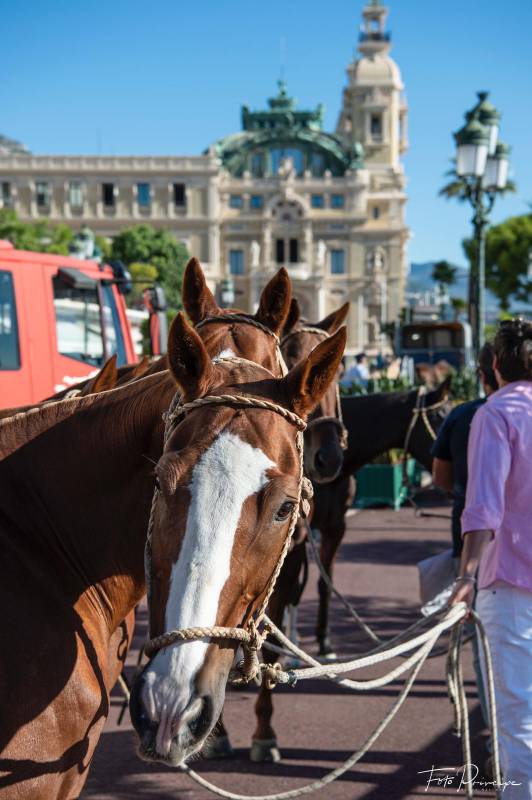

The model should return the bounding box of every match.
[451,91,511,363]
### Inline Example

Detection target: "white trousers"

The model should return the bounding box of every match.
[477,583,532,800]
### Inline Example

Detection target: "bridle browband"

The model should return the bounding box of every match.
[143,364,313,684]
[281,326,348,452]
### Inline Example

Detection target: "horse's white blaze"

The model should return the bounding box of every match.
[144,431,274,755]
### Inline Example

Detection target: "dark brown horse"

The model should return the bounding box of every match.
[312,379,451,658]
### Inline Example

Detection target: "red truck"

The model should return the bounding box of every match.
[0,241,139,408]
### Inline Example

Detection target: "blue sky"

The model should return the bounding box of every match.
[2,0,531,266]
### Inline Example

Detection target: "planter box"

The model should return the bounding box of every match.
[354,459,418,511]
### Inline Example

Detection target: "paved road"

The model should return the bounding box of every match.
[83,499,494,799]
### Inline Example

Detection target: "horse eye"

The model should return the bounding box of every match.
[275,501,295,521]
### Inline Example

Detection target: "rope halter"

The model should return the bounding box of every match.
[144,382,313,685]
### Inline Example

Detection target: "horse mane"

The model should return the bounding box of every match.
[0,370,170,461]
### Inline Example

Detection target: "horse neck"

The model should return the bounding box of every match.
[341,390,414,472]
[0,372,175,632]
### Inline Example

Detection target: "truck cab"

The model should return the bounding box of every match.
[0,241,137,408]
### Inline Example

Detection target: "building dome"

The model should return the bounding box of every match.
[353,54,403,88]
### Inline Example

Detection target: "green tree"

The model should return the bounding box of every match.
[110,224,189,310]
[463,213,532,309]
[0,209,76,254]
[432,260,457,290]
[128,262,159,305]
[439,161,516,203]
[450,296,466,320]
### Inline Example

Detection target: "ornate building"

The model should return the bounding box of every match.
[0,1,408,355]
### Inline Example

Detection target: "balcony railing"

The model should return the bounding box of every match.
[359,31,391,42]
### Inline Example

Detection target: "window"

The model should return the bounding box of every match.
[331,250,345,275]
[310,151,325,177]
[331,194,345,209]
[229,249,244,275]
[69,181,83,208]
[36,181,50,208]
[250,152,265,178]
[370,113,383,141]
[270,147,304,176]
[101,284,126,365]
[311,194,324,209]
[102,183,115,208]
[137,182,151,207]
[0,271,20,369]
[229,195,243,209]
[372,206,380,219]
[289,239,299,263]
[250,195,263,210]
[275,239,285,264]
[1,182,12,207]
[53,274,104,366]
[173,183,186,206]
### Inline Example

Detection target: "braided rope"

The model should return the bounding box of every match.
[280,326,329,347]
[165,394,307,432]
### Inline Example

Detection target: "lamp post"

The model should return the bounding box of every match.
[452,92,510,361]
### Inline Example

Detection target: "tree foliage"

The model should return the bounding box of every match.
[432,260,457,287]
[110,224,189,310]
[0,208,74,254]
[463,213,532,310]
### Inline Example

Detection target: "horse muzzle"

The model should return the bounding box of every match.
[129,664,215,765]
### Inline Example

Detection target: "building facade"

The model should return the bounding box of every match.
[0,1,408,355]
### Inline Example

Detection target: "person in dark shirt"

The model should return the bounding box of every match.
[431,343,498,556]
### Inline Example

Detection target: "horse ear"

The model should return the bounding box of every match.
[182,257,220,325]
[428,374,452,404]
[315,302,350,334]
[282,327,346,417]
[130,355,150,379]
[167,312,214,400]
[255,267,292,335]
[85,354,118,394]
[282,298,301,338]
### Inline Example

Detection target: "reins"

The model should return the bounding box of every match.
[143,360,313,684]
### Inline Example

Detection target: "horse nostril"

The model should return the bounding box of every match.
[188,695,214,741]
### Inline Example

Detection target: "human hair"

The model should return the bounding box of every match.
[477,342,498,391]
[493,317,532,383]
[356,352,366,363]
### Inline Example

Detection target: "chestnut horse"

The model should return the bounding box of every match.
[247,299,350,762]
[0,263,308,797]
[128,322,346,765]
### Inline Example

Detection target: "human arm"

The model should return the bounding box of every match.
[448,529,493,612]
[432,457,453,493]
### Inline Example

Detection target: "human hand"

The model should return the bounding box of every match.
[448,578,475,620]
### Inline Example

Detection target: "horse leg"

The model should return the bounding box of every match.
[316,523,345,659]
[251,542,305,762]
[201,712,234,759]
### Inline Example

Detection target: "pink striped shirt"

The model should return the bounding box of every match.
[461,380,532,591]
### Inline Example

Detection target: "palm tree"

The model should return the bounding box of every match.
[439,161,516,203]
[432,260,457,289]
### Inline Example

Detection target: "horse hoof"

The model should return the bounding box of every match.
[250,738,281,763]
[201,735,234,759]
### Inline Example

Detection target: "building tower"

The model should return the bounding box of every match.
[337,1,409,352]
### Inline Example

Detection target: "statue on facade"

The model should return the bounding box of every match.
[365,245,386,276]
[278,156,295,181]
[315,239,327,268]
[250,240,261,269]
[69,225,102,263]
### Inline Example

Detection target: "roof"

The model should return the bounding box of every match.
[353,54,403,87]
[209,82,364,176]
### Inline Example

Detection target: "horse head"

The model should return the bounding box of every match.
[130,313,346,765]
[183,257,291,376]
[281,299,349,483]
